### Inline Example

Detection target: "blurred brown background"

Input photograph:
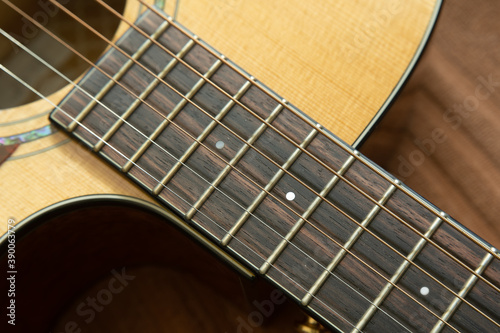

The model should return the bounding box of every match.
[361,0,500,248]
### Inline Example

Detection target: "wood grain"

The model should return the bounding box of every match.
[360,0,500,249]
[0,0,442,332]
[49,12,500,329]
[0,0,438,226]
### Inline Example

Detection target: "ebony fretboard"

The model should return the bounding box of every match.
[50,8,500,333]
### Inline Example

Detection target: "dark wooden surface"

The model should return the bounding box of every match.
[361,0,500,249]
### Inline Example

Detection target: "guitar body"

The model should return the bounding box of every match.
[0,0,444,332]
[3,195,305,332]
[0,0,441,225]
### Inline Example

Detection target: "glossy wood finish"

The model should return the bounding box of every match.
[0,197,302,332]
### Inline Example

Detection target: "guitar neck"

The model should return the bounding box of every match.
[50,7,500,333]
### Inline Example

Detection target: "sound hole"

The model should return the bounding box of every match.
[0,0,126,109]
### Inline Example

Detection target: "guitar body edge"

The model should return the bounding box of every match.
[353,0,443,148]
[0,1,444,331]
[0,194,267,332]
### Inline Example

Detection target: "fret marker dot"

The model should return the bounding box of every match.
[286,192,295,201]
[420,287,430,296]
[216,141,225,149]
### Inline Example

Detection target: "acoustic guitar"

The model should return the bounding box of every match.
[1,0,499,332]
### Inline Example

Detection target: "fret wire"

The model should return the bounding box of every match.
[431,250,495,333]
[13,2,498,326]
[106,93,415,333]
[70,0,500,298]
[137,0,500,262]
[220,127,318,247]
[152,79,252,196]
[354,216,443,332]
[302,183,397,307]
[5,0,396,287]
[4,66,362,333]
[3,18,492,332]
[0,29,480,333]
[122,48,220,173]
[259,155,356,275]
[7,2,500,328]
[185,102,284,220]
[104,0,500,292]
[66,21,168,133]
[7,4,497,329]
[94,20,186,152]
[12,63,457,333]
[40,0,354,251]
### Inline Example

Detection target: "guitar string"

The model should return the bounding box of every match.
[7,0,500,326]
[0,29,428,333]
[0,65,400,333]
[5,0,498,326]
[135,0,500,260]
[173,0,180,20]
[60,0,500,299]
[1,22,468,333]
[96,0,500,293]
[138,0,500,257]
[57,0,500,296]
[3,1,497,328]
[62,0,500,299]
[0,4,492,330]
[4,22,492,333]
